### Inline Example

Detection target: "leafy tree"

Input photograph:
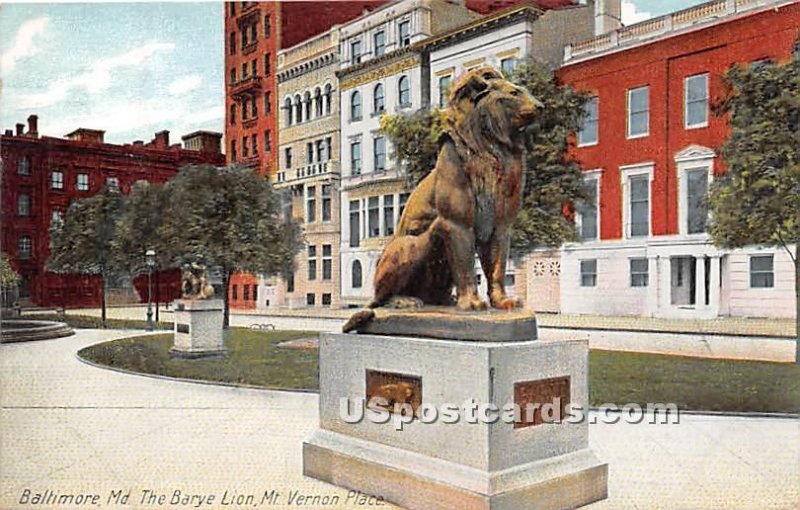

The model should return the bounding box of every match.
[46,186,125,326]
[157,165,302,327]
[113,180,171,274]
[709,55,800,362]
[380,58,589,253]
[0,253,19,288]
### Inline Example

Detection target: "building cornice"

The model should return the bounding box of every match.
[420,5,544,52]
[338,52,420,91]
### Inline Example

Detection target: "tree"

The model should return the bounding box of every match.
[113,180,171,275]
[1,252,20,309]
[157,165,302,328]
[46,186,125,327]
[379,58,589,253]
[709,55,800,363]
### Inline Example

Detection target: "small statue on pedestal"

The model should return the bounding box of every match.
[180,262,215,300]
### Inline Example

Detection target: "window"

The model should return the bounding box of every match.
[251,134,258,154]
[750,255,774,288]
[322,293,332,306]
[243,284,250,301]
[18,157,30,175]
[398,76,410,107]
[368,196,380,237]
[306,185,316,222]
[242,62,248,80]
[629,174,650,237]
[264,130,271,152]
[324,84,332,115]
[383,195,394,236]
[794,41,800,61]
[352,260,363,288]
[630,258,649,287]
[229,103,236,125]
[579,176,598,241]
[308,245,317,281]
[107,177,121,189]
[232,284,238,300]
[231,140,237,161]
[252,285,258,302]
[685,74,708,129]
[307,142,314,164]
[504,274,516,287]
[500,57,517,76]
[286,271,295,293]
[580,259,597,287]
[264,92,271,114]
[230,68,236,84]
[686,168,708,234]
[304,91,312,120]
[18,236,32,260]
[325,137,332,161]
[307,293,316,306]
[264,14,271,37]
[350,91,362,121]
[374,137,386,171]
[264,53,271,76]
[627,86,649,138]
[351,40,362,65]
[399,192,410,219]
[51,210,63,225]
[50,171,64,190]
[251,96,258,118]
[284,98,293,125]
[578,97,599,146]
[294,94,302,123]
[322,244,332,280]
[398,20,411,47]
[351,141,361,175]
[373,83,385,114]
[438,75,451,108]
[322,184,332,222]
[229,32,236,55]
[349,201,360,247]
[242,136,249,157]
[242,98,248,121]
[251,59,258,78]
[17,194,30,217]
[228,2,235,17]
[242,28,249,48]
[374,30,385,57]
[284,148,292,169]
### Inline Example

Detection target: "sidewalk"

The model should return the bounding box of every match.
[1,330,798,509]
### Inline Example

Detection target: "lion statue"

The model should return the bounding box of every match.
[344,67,541,332]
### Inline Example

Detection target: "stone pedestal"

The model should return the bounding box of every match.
[303,311,607,510]
[170,299,225,358]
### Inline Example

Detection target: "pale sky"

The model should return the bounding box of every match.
[0,1,706,145]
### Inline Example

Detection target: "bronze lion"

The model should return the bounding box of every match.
[344,67,541,332]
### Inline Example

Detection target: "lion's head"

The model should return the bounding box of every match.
[446,66,542,154]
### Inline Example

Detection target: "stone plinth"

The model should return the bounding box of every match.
[303,312,607,510]
[170,299,225,358]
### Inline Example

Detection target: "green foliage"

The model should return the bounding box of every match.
[379,59,589,253]
[709,57,800,251]
[0,253,19,288]
[113,180,170,275]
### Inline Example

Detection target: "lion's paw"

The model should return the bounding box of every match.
[457,296,488,311]
[492,297,522,311]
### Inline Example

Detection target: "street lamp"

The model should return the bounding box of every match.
[145,249,156,331]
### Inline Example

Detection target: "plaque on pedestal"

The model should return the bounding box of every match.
[303,311,608,510]
[170,299,226,359]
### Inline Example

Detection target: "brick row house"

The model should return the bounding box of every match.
[1,115,223,307]
[558,0,800,319]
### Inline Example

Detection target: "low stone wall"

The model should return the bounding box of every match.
[1,320,75,343]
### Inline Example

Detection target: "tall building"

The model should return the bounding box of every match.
[269,28,342,310]
[224,0,387,309]
[1,115,224,307]
[337,0,479,307]
[422,2,595,311]
[557,0,800,319]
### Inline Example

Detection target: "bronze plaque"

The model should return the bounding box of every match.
[176,323,190,334]
[365,370,422,418]
[514,376,570,428]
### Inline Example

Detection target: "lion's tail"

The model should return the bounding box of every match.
[342,309,376,333]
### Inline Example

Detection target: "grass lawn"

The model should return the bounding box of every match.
[28,313,173,331]
[79,329,800,414]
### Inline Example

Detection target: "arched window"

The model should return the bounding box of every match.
[373,83,385,114]
[324,84,332,115]
[314,87,323,117]
[304,91,312,120]
[352,260,363,289]
[18,156,30,175]
[284,98,293,125]
[350,91,362,121]
[294,94,303,123]
[398,76,410,107]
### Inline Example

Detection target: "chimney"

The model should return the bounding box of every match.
[16,123,24,136]
[594,0,621,35]
[65,128,105,144]
[181,131,223,154]
[152,130,170,149]
[4,130,12,136]
[27,115,39,138]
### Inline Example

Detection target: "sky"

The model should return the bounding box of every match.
[0,1,706,145]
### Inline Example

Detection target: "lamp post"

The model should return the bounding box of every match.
[145,249,155,331]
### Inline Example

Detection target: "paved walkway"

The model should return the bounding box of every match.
[1,330,798,509]
[34,307,798,362]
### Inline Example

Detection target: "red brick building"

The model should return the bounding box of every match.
[1,115,224,307]
[557,0,800,319]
